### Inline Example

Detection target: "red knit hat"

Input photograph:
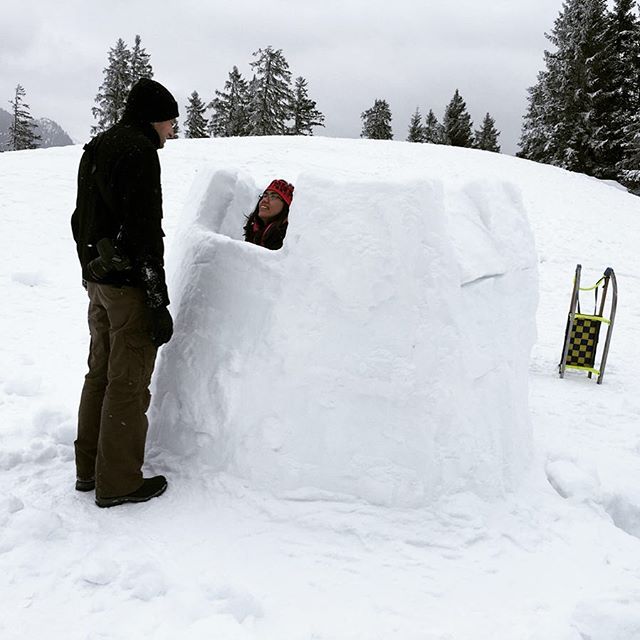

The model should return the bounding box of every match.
[265,179,294,206]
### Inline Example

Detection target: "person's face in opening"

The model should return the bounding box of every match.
[258,190,285,221]
[152,119,176,148]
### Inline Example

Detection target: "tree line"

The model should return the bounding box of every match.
[92,37,501,152]
[91,38,325,140]
[360,91,501,152]
[518,0,640,191]
[6,10,640,193]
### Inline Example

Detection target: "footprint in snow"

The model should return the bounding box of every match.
[4,375,42,397]
[0,506,63,553]
[81,558,120,586]
[0,495,25,532]
[120,563,167,601]
[33,408,75,444]
[602,491,640,540]
[11,271,48,287]
[213,587,265,623]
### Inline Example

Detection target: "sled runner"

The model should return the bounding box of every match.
[559,264,617,384]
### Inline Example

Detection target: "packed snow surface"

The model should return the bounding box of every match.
[149,148,537,505]
[1,136,639,639]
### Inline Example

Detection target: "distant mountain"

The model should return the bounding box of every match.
[0,108,11,150]
[33,117,74,148]
[0,107,74,150]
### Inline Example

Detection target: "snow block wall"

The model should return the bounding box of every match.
[149,160,537,506]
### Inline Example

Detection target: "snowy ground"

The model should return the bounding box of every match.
[1,138,640,639]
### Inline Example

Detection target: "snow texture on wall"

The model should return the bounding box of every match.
[149,161,537,506]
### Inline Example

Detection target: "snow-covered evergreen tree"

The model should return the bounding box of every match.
[518,79,551,161]
[130,34,153,85]
[619,118,640,191]
[578,0,616,177]
[608,0,640,183]
[91,38,132,134]
[519,0,614,177]
[184,91,208,139]
[8,84,40,151]
[360,99,393,140]
[289,76,325,135]
[524,0,582,169]
[423,109,445,144]
[208,66,251,137]
[247,46,293,136]
[442,90,473,147]
[406,108,425,142]
[91,36,155,135]
[474,113,501,152]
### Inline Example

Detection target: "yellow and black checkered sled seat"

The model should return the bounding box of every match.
[565,316,601,368]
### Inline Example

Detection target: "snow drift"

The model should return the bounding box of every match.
[148,139,537,505]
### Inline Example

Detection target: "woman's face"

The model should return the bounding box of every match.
[258,190,285,221]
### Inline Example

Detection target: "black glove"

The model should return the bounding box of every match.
[149,306,173,347]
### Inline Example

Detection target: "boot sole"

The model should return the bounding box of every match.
[95,481,167,508]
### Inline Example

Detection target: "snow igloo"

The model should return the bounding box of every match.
[148,138,537,506]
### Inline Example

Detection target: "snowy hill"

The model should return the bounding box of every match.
[0,137,639,639]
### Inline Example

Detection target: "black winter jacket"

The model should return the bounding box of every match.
[71,114,169,308]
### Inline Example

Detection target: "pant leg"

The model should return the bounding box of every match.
[75,282,110,480]
[94,284,158,498]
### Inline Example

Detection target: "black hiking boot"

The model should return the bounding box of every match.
[95,476,168,508]
[75,477,96,492]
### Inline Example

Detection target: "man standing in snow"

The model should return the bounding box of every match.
[71,78,177,508]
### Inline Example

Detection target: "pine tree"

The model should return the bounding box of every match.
[518,78,551,161]
[289,76,325,135]
[619,117,640,191]
[423,109,445,144]
[184,91,208,138]
[443,89,473,147]
[91,35,155,136]
[360,99,393,139]
[247,46,293,136]
[474,113,501,152]
[406,107,425,142]
[8,84,40,151]
[607,0,640,183]
[518,0,613,176]
[208,66,251,137]
[91,38,132,134]
[130,34,153,85]
[530,0,582,169]
[577,0,616,177]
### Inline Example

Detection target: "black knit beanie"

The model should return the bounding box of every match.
[125,78,179,122]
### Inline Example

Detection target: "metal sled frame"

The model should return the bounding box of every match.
[559,264,617,384]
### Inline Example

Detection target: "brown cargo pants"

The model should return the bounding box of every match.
[75,282,157,498]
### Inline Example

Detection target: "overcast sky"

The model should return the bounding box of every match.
[1,0,566,155]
